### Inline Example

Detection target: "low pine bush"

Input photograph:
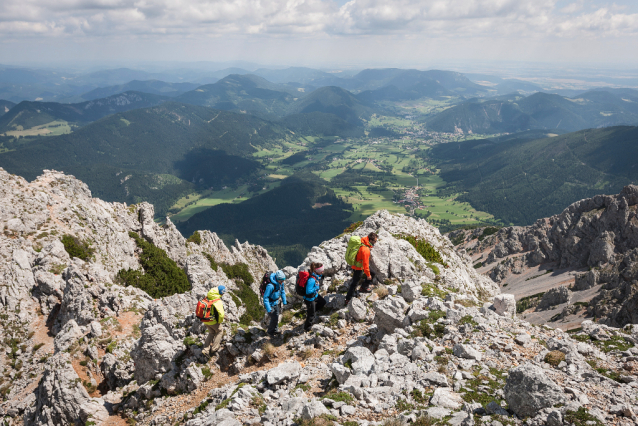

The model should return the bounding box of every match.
[61,234,95,261]
[117,232,190,298]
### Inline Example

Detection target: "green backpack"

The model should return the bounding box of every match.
[345,236,364,268]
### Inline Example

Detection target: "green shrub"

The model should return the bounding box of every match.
[201,367,212,380]
[220,262,254,285]
[341,221,363,236]
[395,234,447,266]
[411,310,446,338]
[204,253,219,271]
[458,315,478,327]
[117,232,190,298]
[478,226,500,241]
[186,231,202,244]
[233,278,264,326]
[61,234,95,261]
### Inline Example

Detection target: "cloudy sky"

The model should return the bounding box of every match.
[1,0,637,67]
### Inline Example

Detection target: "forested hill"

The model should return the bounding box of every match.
[426,90,638,134]
[430,126,638,225]
[0,102,290,216]
[0,91,169,133]
[176,171,353,266]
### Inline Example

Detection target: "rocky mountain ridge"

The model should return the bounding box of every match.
[0,169,637,426]
[450,185,638,329]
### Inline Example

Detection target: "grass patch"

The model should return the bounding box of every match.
[395,234,447,266]
[564,407,603,426]
[459,315,478,327]
[204,253,219,271]
[374,285,389,299]
[421,283,447,299]
[341,221,363,236]
[61,234,95,261]
[279,310,294,326]
[220,262,254,286]
[117,232,190,298]
[322,390,354,404]
[544,350,565,367]
[295,414,338,426]
[411,310,446,338]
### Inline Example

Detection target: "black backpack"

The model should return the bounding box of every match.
[259,271,272,301]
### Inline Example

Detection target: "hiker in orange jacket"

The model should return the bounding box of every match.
[345,232,378,304]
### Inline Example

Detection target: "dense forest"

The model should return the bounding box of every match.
[430,126,638,225]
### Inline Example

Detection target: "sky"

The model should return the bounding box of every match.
[1,0,637,68]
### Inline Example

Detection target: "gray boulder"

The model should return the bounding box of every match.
[301,399,331,420]
[493,294,516,318]
[343,346,375,376]
[53,319,83,353]
[430,387,463,409]
[348,297,367,322]
[373,296,409,333]
[453,343,482,361]
[504,363,566,417]
[266,361,302,385]
[538,286,571,310]
[401,280,422,303]
[130,323,181,384]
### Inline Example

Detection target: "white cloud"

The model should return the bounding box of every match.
[0,0,637,65]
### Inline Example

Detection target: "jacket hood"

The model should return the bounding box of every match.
[361,235,372,247]
[207,287,221,300]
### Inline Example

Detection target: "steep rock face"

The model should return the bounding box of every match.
[451,185,638,327]
[24,353,109,426]
[299,210,499,301]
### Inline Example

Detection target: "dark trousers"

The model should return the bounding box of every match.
[304,295,327,330]
[346,270,375,301]
[267,303,281,335]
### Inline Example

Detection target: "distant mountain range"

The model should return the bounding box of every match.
[80,80,199,101]
[426,91,638,133]
[430,126,638,225]
[0,92,168,134]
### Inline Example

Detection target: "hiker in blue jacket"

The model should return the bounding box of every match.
[304,262,327,332]
[263,270,287,337]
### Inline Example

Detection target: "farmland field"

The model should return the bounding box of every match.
[167,114,500,230]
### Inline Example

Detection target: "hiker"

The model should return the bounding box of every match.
[345,232,378,305]
[196,285,226,356]
[263,270,287,337]
[304,262,327,332]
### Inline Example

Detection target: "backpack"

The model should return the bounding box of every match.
[345,235,364,268]
[295,270,310,296]
[259,271,273,301]
[195,297,220,323]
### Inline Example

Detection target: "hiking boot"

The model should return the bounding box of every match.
[268,331,282,338]
[345,298,351,306]
[360,286,372,293]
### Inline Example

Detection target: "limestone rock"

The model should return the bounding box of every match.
[504,363,566,417]
[373,296,409,333]
[493,294,516,318]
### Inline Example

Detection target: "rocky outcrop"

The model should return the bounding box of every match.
[24,353,109,426]
[453,185,638,327]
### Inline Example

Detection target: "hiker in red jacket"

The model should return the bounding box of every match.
[345,232,378,305]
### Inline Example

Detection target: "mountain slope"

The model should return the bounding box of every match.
[0,102,289,215]
[279,111,364,138]
[175,74,296,119]
[80,80,199,100]
[431,126,638,225]
[289,86,375,126]
[0,91,168,134]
